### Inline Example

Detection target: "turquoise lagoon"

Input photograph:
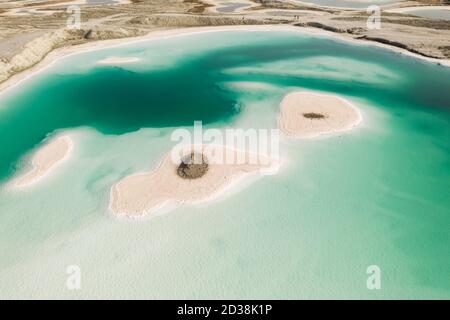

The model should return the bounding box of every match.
[0,30,449,299]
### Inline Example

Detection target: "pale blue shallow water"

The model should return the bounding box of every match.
[0,30,449,299]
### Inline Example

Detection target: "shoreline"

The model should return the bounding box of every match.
[0,24,449,100]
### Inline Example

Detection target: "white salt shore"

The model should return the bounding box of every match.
[278,91,362,138]
[97,57,140,65]
[12,135,73,188]
[110,144,279,217]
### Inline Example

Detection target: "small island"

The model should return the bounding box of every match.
[110,145,278,217]
[278,91,362,139]
[12,135,73,188]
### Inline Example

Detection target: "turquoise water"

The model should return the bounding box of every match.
[0,30,449,299]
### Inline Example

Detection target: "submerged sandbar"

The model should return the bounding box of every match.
[97,57,140,65]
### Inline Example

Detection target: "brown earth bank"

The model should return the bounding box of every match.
[0,0,449,85]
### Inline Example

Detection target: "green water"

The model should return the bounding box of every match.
[0,30,449,299]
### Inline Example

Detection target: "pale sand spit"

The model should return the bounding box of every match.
[110,144,279,217]
[13,135,73,188]
[278,91,362,138]
[97,56,140,65]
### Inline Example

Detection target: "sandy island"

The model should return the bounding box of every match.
[278,91,362,138]
[110,144,279,217]
[97,56,140,65]
[13,135,73,188]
